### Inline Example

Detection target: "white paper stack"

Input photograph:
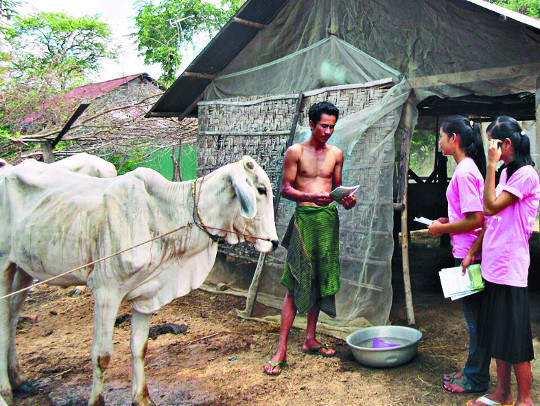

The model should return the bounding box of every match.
[439,264,484,300]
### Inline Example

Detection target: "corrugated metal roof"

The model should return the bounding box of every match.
[61,73,153,103]
[23,73,159,124]
[148,0,540,118]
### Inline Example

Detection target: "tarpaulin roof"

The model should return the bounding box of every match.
[148,0,540,119]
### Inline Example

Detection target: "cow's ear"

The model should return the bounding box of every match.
[230,174,257,219]
[242,156,255,171]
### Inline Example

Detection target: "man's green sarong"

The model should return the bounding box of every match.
[280,204,340,318]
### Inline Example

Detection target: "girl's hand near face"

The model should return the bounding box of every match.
[487,139,502,165]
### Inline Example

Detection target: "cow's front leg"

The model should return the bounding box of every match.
[8,268,33,390]
[0,262,16,404]
[130,309,154,406]
[88,288,122,406]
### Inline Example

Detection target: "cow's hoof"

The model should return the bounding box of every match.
[131,396,156,406]
[88,394,105,406]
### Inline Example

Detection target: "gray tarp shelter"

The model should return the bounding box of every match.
[149,0,540,336]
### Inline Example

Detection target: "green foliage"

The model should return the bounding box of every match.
[409,130,436,176]
[6,12,118,89]
[107,149,147,175]
[0,63,80,137]
[133,0,242,86]
[0,0,18,22]
[486,0,540,17]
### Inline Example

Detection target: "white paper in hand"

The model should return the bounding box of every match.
[330,185,359,200]
[414,217,433,226]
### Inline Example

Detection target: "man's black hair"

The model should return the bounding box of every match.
[308,101,339,125]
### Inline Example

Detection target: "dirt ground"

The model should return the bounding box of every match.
[9,231,540,406]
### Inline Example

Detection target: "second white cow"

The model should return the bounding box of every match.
[0,156,278,405]
[51,153,117,177]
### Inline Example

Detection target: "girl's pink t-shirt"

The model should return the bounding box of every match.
[482,165,540,287]
[446,157,484,259]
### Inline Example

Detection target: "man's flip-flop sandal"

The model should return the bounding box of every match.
[264,360,286,376]
[465,395,515,406]
[302,344,336,357]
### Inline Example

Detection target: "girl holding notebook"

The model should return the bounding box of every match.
[427,115,488,394]
[466,117,540,406]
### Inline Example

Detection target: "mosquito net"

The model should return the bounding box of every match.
[199,35,414,337]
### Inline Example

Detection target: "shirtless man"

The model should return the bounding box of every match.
[264,101,356,376]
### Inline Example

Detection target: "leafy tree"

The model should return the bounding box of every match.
[486,0,540,17]
[6,12,118,89]
[409,130,437,176]
[0,0,17,21]
[133,0,242,86]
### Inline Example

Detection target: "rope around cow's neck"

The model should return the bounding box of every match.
[192,177,225,243]
[0,179,271,301]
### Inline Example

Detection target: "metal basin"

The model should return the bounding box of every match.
[346,326,422,368]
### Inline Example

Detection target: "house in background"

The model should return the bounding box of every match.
[20,73,198,180]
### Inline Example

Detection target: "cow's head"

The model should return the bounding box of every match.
[226,156,279,252]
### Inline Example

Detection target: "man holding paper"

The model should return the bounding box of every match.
[264,101,356,376]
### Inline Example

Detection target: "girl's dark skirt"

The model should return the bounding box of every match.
[478,280,534,364]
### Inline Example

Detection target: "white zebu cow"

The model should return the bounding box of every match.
[0,153,116,178]
[51,152,117,178]
[0,156,278,405]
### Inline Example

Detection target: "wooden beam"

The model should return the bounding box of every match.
[400,95,416,325]
[409,62,540,89]
[145,112,183,118]
[232,17,265,29]
[178,92,206,121]
[182,72,216,80]
[51,103,90,148]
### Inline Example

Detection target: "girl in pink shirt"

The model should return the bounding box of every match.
[467,116,539,406]
[428,116,488,394]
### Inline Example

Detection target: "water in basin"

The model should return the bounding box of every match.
[354,337,411,348]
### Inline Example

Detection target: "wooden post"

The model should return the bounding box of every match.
[237,253,266,318]
[172,141,183,182]
[400,96,415,325]
[41,141,54,163]
[239,93,304,318]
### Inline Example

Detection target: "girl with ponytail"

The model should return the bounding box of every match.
[466,116,539,406]
[428,116,489,394]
